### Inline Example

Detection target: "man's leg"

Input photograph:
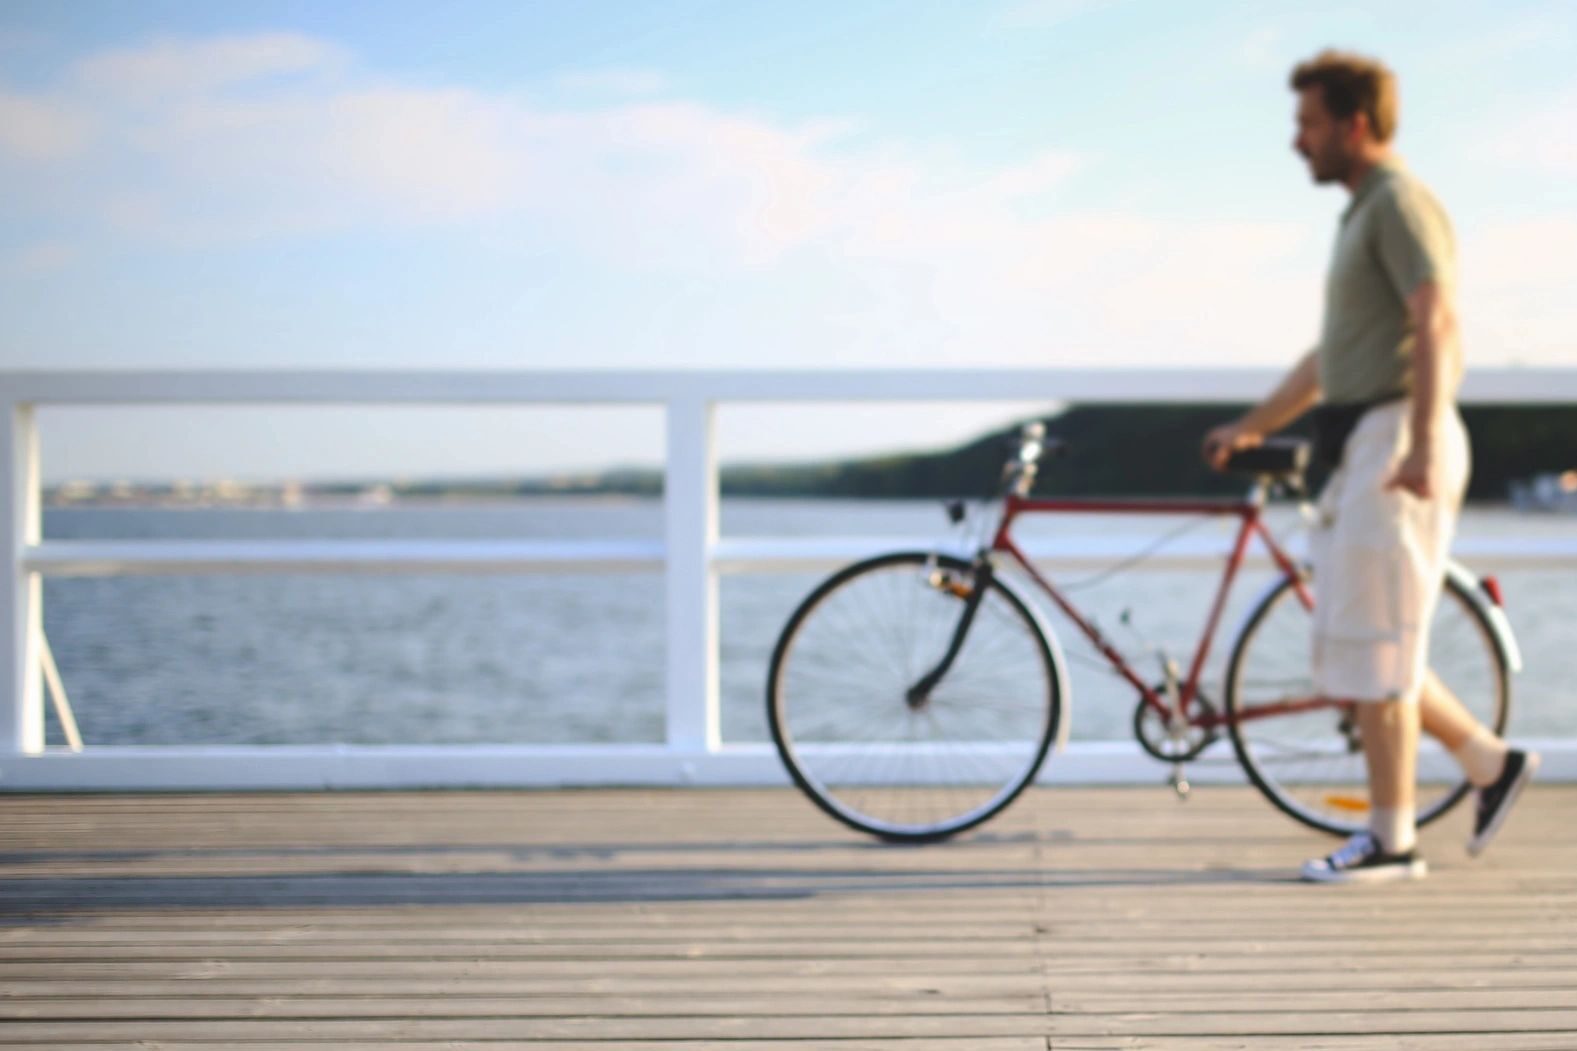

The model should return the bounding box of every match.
[1302,695,1427,882]
[1418,669,1509,784]
[1303,404,1450,881]
[1418,669,1489,752]
[1417,669,1477,750]
[1358,697,1418,853]
[1416,670,1540,855]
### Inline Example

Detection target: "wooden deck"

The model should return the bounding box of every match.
[1,784,1574,1049]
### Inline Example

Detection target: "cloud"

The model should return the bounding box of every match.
[3,30,1569,369]
[516,100,846,265]
[5,37,852,254]
[830,208,1318,365]
[4,239,77,275]
[0,32,1333,368]
[1491,89,1577,179]
[0,92,92,160]
[162,84,531,229]
[997,0,1116,27]
[555,68,669,96]
[1237,26,1286,69]
[69,33,348,100]
[1460,216,1577,361]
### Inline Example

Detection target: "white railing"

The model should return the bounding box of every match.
[3,367,1576,790]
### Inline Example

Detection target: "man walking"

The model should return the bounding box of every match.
[1202,50,1538,883]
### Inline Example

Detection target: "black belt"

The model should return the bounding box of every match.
[1311,391,1407,469]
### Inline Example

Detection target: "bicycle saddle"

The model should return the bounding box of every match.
[1223,437,1310,478]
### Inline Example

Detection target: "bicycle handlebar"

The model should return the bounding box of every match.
[999,424,1310,501]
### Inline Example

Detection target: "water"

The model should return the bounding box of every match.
[41,499,1577,747]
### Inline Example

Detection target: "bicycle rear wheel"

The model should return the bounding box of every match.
[767,551,1064,842]
[1225,568,1510,836]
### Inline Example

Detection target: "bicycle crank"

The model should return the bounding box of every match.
[1133,690,1220,763]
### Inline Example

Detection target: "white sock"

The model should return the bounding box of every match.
[1453,725,1509,788]
[1370,806,1416,854]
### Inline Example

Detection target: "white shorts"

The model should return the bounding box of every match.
[1309,400,1470,704]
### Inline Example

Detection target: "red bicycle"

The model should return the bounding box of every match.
[766,423,1520,842]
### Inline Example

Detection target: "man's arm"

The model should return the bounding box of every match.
[1385,280,1461,499]
[1202,350,1322,470]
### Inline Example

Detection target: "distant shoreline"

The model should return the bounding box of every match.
[43,489,1524,511]
[41,402,1577,508]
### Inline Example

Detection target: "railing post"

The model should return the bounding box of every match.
[0,402,43,755]
[664,395,720,759]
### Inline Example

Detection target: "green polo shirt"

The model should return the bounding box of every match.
[1316,159,1456,405]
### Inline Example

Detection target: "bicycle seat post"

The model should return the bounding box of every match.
[1246,476,1269,508]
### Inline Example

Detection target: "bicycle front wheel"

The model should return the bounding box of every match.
[1225,568,1511,836]
[767,552,1064,842]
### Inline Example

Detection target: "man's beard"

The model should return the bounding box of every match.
[1306,149,1349,184]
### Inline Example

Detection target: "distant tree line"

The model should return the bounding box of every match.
[718,404,1577,502]
[47,406,1573,507]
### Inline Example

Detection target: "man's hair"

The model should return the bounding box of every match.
[1290,50,1398,143]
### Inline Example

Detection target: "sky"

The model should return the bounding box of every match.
[2,0,1574,483]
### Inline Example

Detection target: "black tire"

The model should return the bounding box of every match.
[767,551,1064,842]
[1225,568,1511,836]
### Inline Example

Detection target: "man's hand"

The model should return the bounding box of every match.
[1202,421,1264,472]
[1385,445,1435,500]
[1201,349,1319,473]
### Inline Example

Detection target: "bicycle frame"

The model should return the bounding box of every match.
[768,421,1520,841]
[988,491,1318,732]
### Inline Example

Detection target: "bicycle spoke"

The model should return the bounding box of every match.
[768,553,1061,840]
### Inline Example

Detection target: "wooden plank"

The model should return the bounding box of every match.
[2,988,1576,1020]
[0,975,1053,998]
[4,968,1576,997]
[3,898,1570,930]
[0,1042,1570,1051]
[3,938,1575,962]
[0,786,1573,1049]
[1043,1041,1577,1051]
[0,1035,1059,1041]
[0,994,1052,1020]
[426,1041,1577,1051]
[3,1011,1577,1040]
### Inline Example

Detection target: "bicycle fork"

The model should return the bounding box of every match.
[906,556,994,709]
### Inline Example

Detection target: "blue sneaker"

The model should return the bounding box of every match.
[1302,832,1427,884]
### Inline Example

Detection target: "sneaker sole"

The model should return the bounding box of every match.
[1301,857,1428,884]
[1467,752,1540,858]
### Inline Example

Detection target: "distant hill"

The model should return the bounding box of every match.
[720,403,1577,502]
[46,404,1577,507]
